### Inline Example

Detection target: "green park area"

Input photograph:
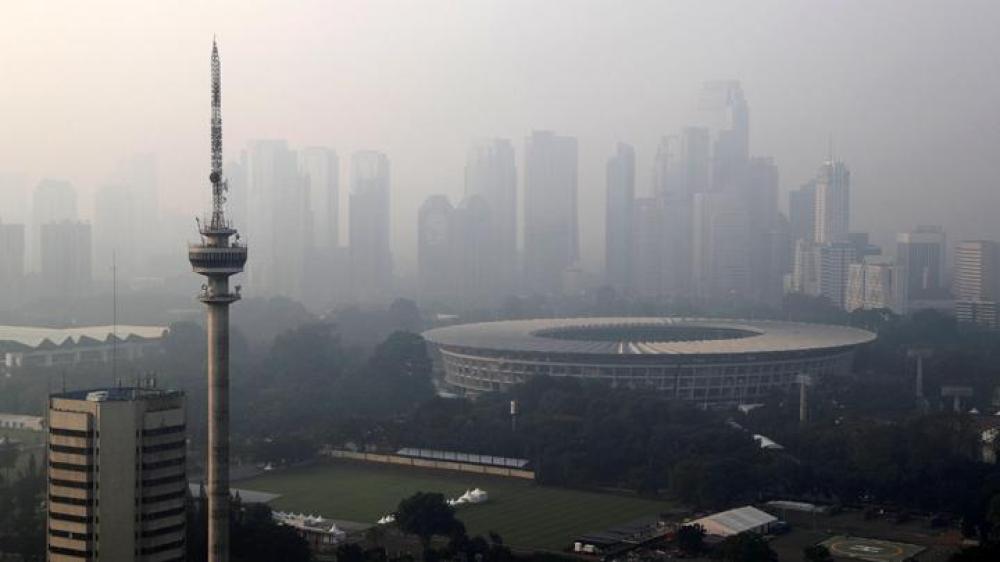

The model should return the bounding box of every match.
[242,460,674,551]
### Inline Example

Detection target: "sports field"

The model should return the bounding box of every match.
[242,460,673,551]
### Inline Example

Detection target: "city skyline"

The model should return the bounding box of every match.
[3,1,1000,274]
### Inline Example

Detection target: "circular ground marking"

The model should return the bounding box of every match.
[828,538,905,561]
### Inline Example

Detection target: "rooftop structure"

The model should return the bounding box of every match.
[687,506,778,537]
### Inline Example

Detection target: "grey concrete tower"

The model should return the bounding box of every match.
[188,39,247,562]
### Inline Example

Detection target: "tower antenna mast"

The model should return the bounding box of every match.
[188,38,248,562]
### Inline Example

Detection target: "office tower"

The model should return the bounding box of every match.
[745,157,781,303]
[0,219,25,309]
[897,226,947,300]
[631,197,666,298]
[954,240,1000,327]
[847,232,881,260]
[245,139,309,300]
[188,40,247,562]
[692,192,750,300]
[523,130,578,295]
[349,150,392,303]
[114,153,159,265]
[47,387,186,562]
[846,257,907,314]
[649,136,695,297]
[300,147,340,251]
[954,241,999,301]
[31,179,78,272]
[790,240,822,296]
[819,242,856,308]
[699,81,749,192]
[452,195,497,307]
[788,182,816,244]
[299,147,340,307]
[605,143,635,293]
[814,160,850,244]
[465,139,517,294]
[417,195,456,304]
[40,221,92,299]
[93,184,139,279]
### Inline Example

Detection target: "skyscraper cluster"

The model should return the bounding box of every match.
[600,82,784,304]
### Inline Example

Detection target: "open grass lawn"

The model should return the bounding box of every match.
[242,460,674,551]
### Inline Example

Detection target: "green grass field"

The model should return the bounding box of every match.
[242,460,673,551]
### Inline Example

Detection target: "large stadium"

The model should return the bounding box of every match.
[423,318,876,402]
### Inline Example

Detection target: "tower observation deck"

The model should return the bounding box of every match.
[188,39,246,562]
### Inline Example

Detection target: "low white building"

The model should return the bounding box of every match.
[0,413,44,431]
[687,506,778,537]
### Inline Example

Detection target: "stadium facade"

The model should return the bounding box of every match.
[423,318,875,403]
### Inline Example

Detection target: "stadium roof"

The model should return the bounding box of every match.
[688,506,777,537]
[423,318,875,356]
[0,325,166,349]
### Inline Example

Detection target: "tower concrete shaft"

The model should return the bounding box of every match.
[189,38,247,562]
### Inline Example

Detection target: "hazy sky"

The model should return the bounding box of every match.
[2,0,999,273]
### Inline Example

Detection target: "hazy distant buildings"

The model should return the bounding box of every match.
[846,257,907,314]
[819,242,855,308]
[300,147,340,252]
[40,220,91,299]
[814,161,850,244]
[605,143,635,293]
[93,184,139,278]
[47,387,186,562]
[349,150,393,303]
[699,81,749,192]
[0,219,25,309]
[788,183,817,244]
[954,240,1000,328]
[465,139,517,296]
[417,195,456,304]
[245,140,310,300]
[452,195,497,307]
[897,226,947,300]
[693,192,750,300]
[31,179,78,273]
[523,131,578,295]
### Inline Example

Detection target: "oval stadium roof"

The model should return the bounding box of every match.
[423,318,875,356]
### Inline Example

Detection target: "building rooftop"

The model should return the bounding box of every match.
[52,387,183,403]
[0,325,166,349]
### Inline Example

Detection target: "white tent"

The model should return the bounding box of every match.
[687,506,777,537]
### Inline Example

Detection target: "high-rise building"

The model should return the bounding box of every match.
[605,143,635,293]
[745,157,781,303]
[523,131,578,295]
[417,195,455,305]
[40,221,91,299]
[698,81,749,192]
[93,184,140,280]
[788,182,816,245]
[954,240,1000,328]
[846,257,907,314]
[0,219,25,309]
[897,225,947,300]
[349,150,392,303]
[692,192,750,300]
[631,197,666,298]
[814,160,850,244]
[47,387,186,562]
[452,195,496,308]
[465,139,517,295]
[31,179,78,273]
[245,139,310,300]
[790,240,822,296]
[300,147,340,252]
[819,242,856,309]
[114,153,159,268]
